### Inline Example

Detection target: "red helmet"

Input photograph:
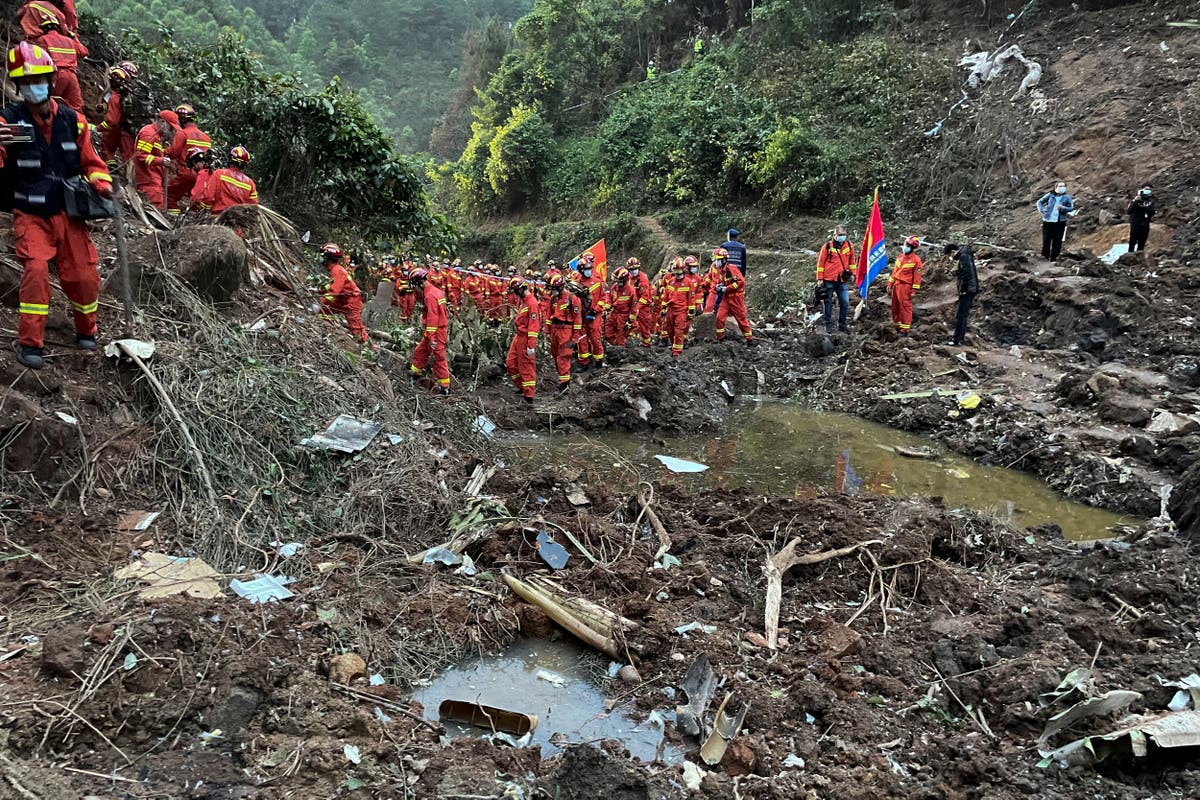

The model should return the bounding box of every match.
[548,274,565,290]
[582,252,595,263]
[904,236,921,249]
[507,276,527,293]
[8,42,55,79]
[183,146,206,165]
[614,267,630,282]
[37,15,59,30]
[712,247,729,261]
[409,267,428,282]
[174,103,196,120]
[671,257,685,272]
[683,255,699,268]
[229,145,250,165]
[321,242,343,260]
[626,257,640,268]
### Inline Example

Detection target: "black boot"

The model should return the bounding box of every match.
[555,380,571,397]
[75,335,97,351]
[15,344,44,370]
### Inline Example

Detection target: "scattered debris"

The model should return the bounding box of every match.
[422,548,464,567]
[230,574,296,603]
[895,445,939,460]
[654,455,709,473]
[701,693,750,766]
[472,415,497,438]
[117,510,162,531]
[1146,410,1198,437]
[676,655,717,738]
[300,414,383,453]
[54,411,78,425]
[682,761,705,791]
[566,488,591,507]
[103,338,156,361]
[956,390,982,410]
[438,699,539,736]
[674,621,717,638]
[343,743,362,765]
[114,553,222,600]
[535,530,570,569]
[1041,710,1200,766]
[1039,690,1143,744]
[535,669,566,687]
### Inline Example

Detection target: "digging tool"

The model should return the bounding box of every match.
[111,179,134,327]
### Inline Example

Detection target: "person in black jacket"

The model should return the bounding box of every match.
[943,243,979,346]
[1127,184,1155,252]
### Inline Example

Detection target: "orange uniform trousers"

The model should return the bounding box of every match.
[577,316,605,365]
[715,292,753,341]
[322,296,368,342]
[506,336,537,399]
[604,306,635,345]
[890,284,914,333]
[16,210,99,348]
[666,310,690,357]
[550,323,577,385]
[410,330,450,388]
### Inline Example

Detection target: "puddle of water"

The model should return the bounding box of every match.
[411,638,680,762]
[513,402,1137,541]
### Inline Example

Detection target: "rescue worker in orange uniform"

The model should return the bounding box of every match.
[407,267,451,394]
[656,264,675,344]
[134,111,177,210]
[165,103,211,214]
[185,147,214,210]
[547,274,582,396]
[2,42,112,369]
[816,226,855,334]
[203,145,258,214]
[506,277,540,403]
[318,243,368,343]
[446,258,463,310]
[627,258,654,347]
[31,16,85,113]
[699,251,725,314]
[576,253,609,369]
[714,250,754,345]
[99,61,137,165]
[661,258,700,358]
[19,0,76,38]
[393,259,416,322]
[887,236,924,335]
[604,266,638,346]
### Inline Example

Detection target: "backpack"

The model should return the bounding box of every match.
[567,279,592,317]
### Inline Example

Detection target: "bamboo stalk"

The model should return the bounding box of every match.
[503,573,624,661]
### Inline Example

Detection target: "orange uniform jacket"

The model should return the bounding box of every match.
[551,292,583,329]
[514,292,541,348]
[33,30,85,70]
[661,274,699,313]
[421,282,449,336]
[817,240,856,282]
[888,253,923,289]
[167,122,212,161]
[203,167,259,213]
[608,281,637,314]
[580,274,609,314]
[133,122,167,196]
[19,0,77,37]
[324,262,361,304]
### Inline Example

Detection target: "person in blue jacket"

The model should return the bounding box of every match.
[1036,181,1075,261]
[720,228,747,278]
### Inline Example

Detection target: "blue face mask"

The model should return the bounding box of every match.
[835,235,847,243]
[1141,189,1152,197]
[902,246,913,254]
[20,83,50,104]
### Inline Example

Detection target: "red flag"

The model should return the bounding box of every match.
[855,188,886,299]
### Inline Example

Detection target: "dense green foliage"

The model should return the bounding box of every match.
[78,0,531,151]
[437,0,959,220]
[83,21,456,251]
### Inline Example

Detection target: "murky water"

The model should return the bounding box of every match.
[411,638,680,762]
[513,402,1137,541]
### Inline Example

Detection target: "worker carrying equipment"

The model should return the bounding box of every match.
[547,273,582,395]
[2,41,113,370]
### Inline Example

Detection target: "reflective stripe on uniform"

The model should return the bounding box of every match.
[186,139,210,148]
[19,302,49,315]
[219,174,252,190]
[70,299,98,314]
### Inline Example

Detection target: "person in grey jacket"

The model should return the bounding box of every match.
[1036,182,1075,261]
[943,243,979,346]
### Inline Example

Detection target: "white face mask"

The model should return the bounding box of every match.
[835,235,847,243]
[630,268,639,276]
[1055,185,1067,194]
[689,267,698,274]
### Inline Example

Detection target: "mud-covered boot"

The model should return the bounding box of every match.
[75,335,97,351]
